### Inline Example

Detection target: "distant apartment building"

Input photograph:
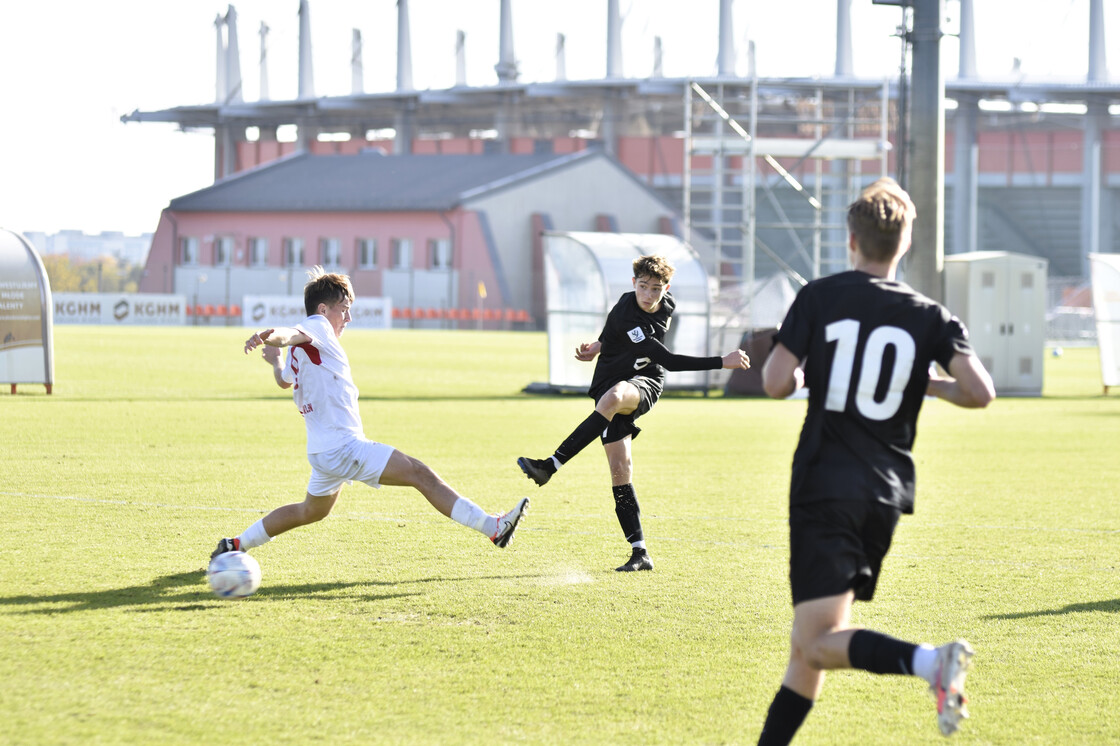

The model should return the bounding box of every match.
[22,230,153,266]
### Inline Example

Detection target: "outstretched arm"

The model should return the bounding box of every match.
[243,327,310,355]
[245,327,306,390]
[762,342,804,399]
[637,337,748,372]
[927,352,995,408]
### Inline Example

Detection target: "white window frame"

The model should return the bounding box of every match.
[180,237,199,266]
[391,238,412,269]
[214,236,234,266]
[357,238,378,269]
[249,237,269,267]
[319,237,342,267]
[429,238,452,270]
[283,237,305,268]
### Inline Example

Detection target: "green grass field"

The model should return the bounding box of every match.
[2,327,1118,745]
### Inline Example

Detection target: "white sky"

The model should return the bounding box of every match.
[0,0,1110,237]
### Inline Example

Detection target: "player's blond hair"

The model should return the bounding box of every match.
[847,177,917,263]
[304,265,355,315]
[632,254,675,284]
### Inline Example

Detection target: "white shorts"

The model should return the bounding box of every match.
[306,438,395,497]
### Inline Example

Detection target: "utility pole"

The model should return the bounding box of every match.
[874,0,945,302]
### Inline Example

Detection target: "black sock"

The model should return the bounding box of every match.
[554,411,609,465]
[757,686,813,746]
[612,483,643,545]
[848,630,919,676]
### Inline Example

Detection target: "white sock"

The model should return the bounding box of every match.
[631,540,646,550]
[450,497,496,536]
[912,644,938,684]
[550,455,561,470]
[238,519,272,551]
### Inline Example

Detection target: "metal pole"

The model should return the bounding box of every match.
[894,6,910,189]
[952,95,978,254]
[906,0,944,302]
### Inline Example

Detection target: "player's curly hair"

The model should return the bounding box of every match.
[847,177,916,263]
[632,254,675,284]
[304,265,355,315]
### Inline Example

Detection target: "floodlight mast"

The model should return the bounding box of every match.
[872,0,944,302]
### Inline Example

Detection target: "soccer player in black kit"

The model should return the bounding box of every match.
[756,178,996,744]
[517,254,750,571]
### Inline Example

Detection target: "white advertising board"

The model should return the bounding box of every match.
[241,295,391,330]
[53,293,187,325]
[0,229,53,390]
[1089,253,1120,389]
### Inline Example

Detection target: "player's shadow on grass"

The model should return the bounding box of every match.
[0,570,546,614]
[985,598,1120,619]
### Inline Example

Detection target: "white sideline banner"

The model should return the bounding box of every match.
[53,293,187,325]
[0,229,53,388]
[1089,254,1120,388]
[241,295,391,330]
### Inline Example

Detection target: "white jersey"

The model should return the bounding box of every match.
[281,314,364,454]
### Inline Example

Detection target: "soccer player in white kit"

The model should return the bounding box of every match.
[211,267,528,561]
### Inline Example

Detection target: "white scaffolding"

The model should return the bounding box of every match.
[683,79,891,354]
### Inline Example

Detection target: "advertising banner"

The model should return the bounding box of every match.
[1089,253,1120,390]
[241,295,391,330]
[53,293,187,325]
[0,229,53,389]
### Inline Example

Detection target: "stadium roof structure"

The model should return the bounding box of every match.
[120,0,1119,138]
[123,75,1120,136]
[168,149,601,213]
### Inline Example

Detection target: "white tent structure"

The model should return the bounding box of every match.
[541,231,714,393]
[1089,253,1120,393]
[0,228,53,394]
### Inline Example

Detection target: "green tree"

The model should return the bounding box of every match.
[41,254,82,292]
[41,254,145,293]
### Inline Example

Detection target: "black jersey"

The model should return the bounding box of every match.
[588,291,722,401]
[775,271,974,514]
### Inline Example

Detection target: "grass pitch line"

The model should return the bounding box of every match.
[1,489,544,527]
[915,521,1120,535]
[0,489,268,514]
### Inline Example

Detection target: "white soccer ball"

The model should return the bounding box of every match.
[207,551,262,599]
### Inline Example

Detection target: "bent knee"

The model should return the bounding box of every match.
[596,391,625,415]
[799,644,831,671]
[304,506,331,524]
[302,495,337,523]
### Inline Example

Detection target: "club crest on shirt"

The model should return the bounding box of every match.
[627,326,646,343]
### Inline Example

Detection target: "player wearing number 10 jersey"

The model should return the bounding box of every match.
[779,271,970,516]
[755,178,995,745]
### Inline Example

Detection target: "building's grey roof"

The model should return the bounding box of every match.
[168,150,598,212]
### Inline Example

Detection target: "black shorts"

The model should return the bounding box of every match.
[788,499,900,606]
[599,377,660,445]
